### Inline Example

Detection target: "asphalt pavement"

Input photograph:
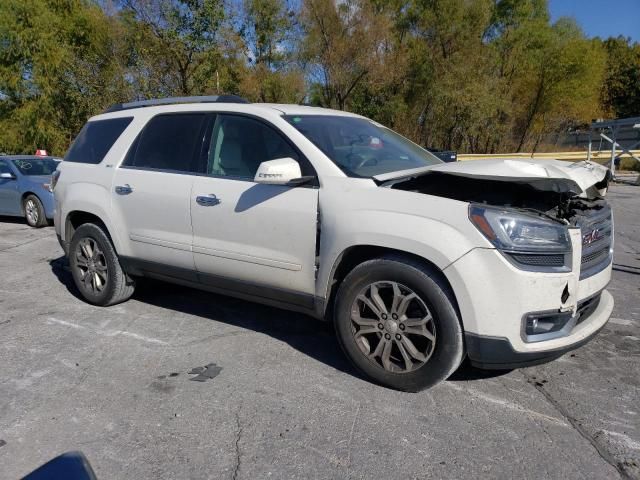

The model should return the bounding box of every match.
[0,184,638,479]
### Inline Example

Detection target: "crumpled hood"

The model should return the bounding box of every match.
[375,159,611,197]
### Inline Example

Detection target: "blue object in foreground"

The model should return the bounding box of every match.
[0,155,59,227]
[22,451,97,480]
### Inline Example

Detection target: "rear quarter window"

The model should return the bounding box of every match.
[65,117,133,164]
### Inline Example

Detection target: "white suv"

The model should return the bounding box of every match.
[53,96,614,391]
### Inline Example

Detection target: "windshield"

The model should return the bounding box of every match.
[284,115,441,177]
[12,158,59,176]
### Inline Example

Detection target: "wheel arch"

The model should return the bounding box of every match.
[322,245,461,323]
[64,210,119,254]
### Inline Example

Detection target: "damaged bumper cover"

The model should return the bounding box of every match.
[464,289,613,369]
[443,241,614,370]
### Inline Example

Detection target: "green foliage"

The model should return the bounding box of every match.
[120,0,227,96]
[238,0,305,102]
[619,157,640,172]
[601,37,640,119]
[0,0,131,154]
[0,0,638,156]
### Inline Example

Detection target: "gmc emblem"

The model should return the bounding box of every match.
[582,228,602,246]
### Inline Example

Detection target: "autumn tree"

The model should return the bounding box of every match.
[120,0,228,96]
[299,0,398,110]
[238,0,305,102]
[0,0,636,155]
[601,36,640,119]
[0,0,131,154]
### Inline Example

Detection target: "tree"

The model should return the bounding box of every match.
[238,0,305,102]
[120,0,227,96]
[0,0,635,155]
[601,37,640,119]
[507,18,606,152]
[299,0,397,110]
[0,0,131,154]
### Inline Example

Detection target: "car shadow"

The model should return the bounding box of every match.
[48,255,507,386]
[48,255,360,378]
[234,183,291,212]
[448,359,512,382]
[0,215,27,225]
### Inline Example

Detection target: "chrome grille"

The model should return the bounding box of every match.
[579,210,613,279]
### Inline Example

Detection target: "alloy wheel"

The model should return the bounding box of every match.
[350,281,436,373]
[25,199,38,225]
[75,238,109,294]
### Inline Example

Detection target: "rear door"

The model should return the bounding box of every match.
[111,113,208,277]
[190,113,319,306]
[0,160,20,215]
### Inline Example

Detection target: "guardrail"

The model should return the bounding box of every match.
[457,150,640,163]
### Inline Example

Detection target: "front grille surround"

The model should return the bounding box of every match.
[579,210,613,279]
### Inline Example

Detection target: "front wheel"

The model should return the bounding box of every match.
[69,223,135,306]
[334,256,464,391]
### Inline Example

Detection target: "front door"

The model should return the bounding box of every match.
[0,160,20,215]
[191,114,319,307]
[111,113,208,275]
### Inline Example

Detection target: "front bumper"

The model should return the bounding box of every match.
[464,289,613,369]
[443,233,613,369]
[38,190,56,219]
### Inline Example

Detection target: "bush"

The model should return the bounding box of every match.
[619,157,640,172]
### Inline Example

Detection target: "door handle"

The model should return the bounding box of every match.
[115,184,133,195]
[196,194,220,206]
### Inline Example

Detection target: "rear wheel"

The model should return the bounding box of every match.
[334,256,464,391]
[23,195,47,228]
[69,223,135,306]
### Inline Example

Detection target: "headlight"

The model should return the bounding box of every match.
[469,205,572,271]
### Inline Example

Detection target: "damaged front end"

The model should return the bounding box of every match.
[381,159,614,279]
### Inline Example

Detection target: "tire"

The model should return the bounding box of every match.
[334,255,464,392]
[69,223,135,306]
[23,194,47,228]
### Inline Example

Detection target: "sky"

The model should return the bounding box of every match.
[549,0,640,42]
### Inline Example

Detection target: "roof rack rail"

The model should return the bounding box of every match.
[104,95,249,113]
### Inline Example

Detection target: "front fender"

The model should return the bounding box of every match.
[316,205,484,300]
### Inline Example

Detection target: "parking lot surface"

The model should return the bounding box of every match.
[1,184,639,479]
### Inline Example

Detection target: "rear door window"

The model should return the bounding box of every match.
[65,117,133,164]
[123,114,207,173]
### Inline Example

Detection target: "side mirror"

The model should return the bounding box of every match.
[254,158,303,185]
[0,172,16,180]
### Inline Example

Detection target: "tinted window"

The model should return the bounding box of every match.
[65,117,133,164]
[125,114,206,173]
[284,115,441,177]
[12,158,59,176]
[208,115,299,178]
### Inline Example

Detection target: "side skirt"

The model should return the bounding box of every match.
[119,256,323,319]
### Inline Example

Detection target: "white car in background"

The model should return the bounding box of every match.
[52,96,614,391]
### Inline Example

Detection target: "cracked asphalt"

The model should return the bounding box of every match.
[0,184,638,479]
